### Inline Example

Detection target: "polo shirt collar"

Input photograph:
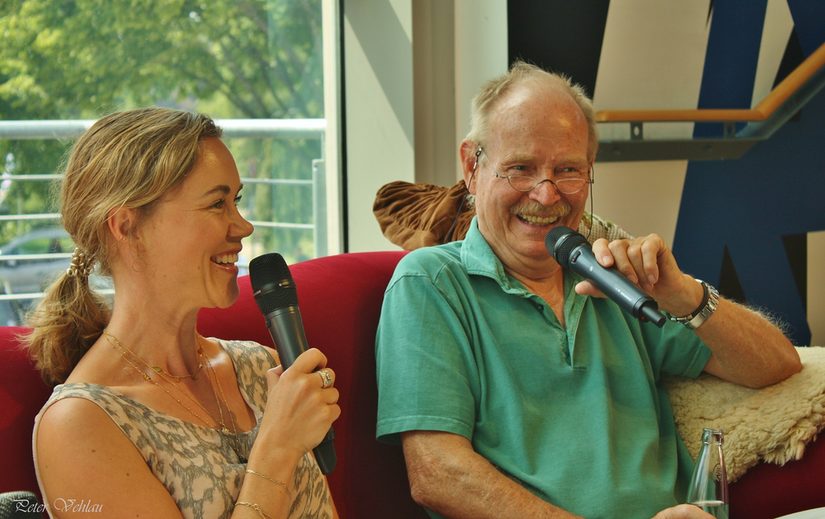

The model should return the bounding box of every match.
[459,216,584,299]
[460,217,510,284]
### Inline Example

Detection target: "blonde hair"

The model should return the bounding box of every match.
[24,107,222,385]
[465,61,598,162]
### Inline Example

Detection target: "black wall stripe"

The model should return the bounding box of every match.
[507,0,610,97]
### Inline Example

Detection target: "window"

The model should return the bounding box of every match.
[0,0,340,322]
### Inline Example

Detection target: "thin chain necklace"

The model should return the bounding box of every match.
[103,332,233,432]
[150,342,203,382]
[105,332,246,460]
[200,344,245,460]
[104,333,216,428]
[204,346,241,443]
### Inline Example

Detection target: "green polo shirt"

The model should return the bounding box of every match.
[375,218,711,519]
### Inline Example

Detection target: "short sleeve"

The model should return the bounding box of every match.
[375,259,479,444]
[641,320,712,379]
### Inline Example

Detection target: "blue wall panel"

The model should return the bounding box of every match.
[694,0,766,138]
[675,1,825,344]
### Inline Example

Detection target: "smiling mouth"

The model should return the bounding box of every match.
[211,253,239,267]
[512,201,570,227]
[516,214,560,226]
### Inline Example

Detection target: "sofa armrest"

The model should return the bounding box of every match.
[730,432,825,518]
[668,347,825,518]
[0,327,51,497]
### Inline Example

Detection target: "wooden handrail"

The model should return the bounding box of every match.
[595,42,825,123]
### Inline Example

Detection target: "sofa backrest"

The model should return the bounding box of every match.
[198,250,426,519]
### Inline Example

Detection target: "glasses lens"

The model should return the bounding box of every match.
[555,179,587,194]
[508,175,536,192]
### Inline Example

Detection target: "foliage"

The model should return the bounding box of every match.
[0,0,324,260]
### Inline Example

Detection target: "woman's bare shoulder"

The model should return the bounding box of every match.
[35,397,182,517]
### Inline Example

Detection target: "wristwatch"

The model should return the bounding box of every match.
[668,279,719,330]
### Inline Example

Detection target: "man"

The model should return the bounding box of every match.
[374,62,801,518]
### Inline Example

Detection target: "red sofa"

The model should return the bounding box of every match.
[1,251,823,518]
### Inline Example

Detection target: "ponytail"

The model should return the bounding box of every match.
[24,255,110,385]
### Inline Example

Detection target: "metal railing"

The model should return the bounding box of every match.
[0,118,326,140]
[0,118,327,316]
[595,42,825,161]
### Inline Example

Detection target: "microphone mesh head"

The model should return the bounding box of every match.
[249,253,298,312]
[545,226,587,267]
[0,490,40,517]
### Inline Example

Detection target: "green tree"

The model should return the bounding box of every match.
[0,0,323,259]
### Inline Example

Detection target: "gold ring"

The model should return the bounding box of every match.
[318,368,333,389]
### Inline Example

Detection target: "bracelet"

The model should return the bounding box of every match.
[667,278,720,330]
[235,501,272,519]
[245,468,293,497]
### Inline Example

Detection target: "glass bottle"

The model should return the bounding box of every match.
[686,428,729,519]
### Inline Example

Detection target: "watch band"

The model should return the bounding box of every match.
[668,279,719,330]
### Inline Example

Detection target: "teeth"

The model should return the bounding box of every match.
[212,253,238,265]
[519,214,559,225]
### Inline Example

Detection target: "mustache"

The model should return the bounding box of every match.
[510,200,571,218]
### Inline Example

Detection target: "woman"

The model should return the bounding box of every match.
[27,107,340,518]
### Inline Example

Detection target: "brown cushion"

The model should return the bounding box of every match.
[374,180,632,250]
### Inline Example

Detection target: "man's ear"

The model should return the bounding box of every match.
[459,141,480,194]
[106,206,137,242]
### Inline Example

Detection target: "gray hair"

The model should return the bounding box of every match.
[465,61,598,162]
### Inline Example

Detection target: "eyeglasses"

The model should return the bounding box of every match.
[476,146,593,195]
[493,169,593,194]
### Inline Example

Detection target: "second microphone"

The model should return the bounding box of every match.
[249,252,337,474]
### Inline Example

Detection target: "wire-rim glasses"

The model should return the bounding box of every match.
[494,170,593,194]
[476,146,593,195]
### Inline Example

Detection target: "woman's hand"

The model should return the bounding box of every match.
[257,348,341,459]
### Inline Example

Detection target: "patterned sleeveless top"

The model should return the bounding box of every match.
[33,339,333,519]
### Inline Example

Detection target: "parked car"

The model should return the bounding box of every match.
[0,227,114,326]
[0,298,27,326]
[0,227,76,295]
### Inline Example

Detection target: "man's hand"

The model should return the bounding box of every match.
[577,234,800,388]
[652,504,716,519]
[575,234,704,317]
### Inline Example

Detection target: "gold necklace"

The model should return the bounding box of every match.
[197,337,245,458]
[104,332,227,432]
[203,345,240,438]
[105,333,215,428]
[151,344,203,382]
[153,338,239,440]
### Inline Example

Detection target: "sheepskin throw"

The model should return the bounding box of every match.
[667,346,825,482]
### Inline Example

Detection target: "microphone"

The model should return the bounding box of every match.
[0,490,41,518]
[249,253,337,474]
[545,227,666,327]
